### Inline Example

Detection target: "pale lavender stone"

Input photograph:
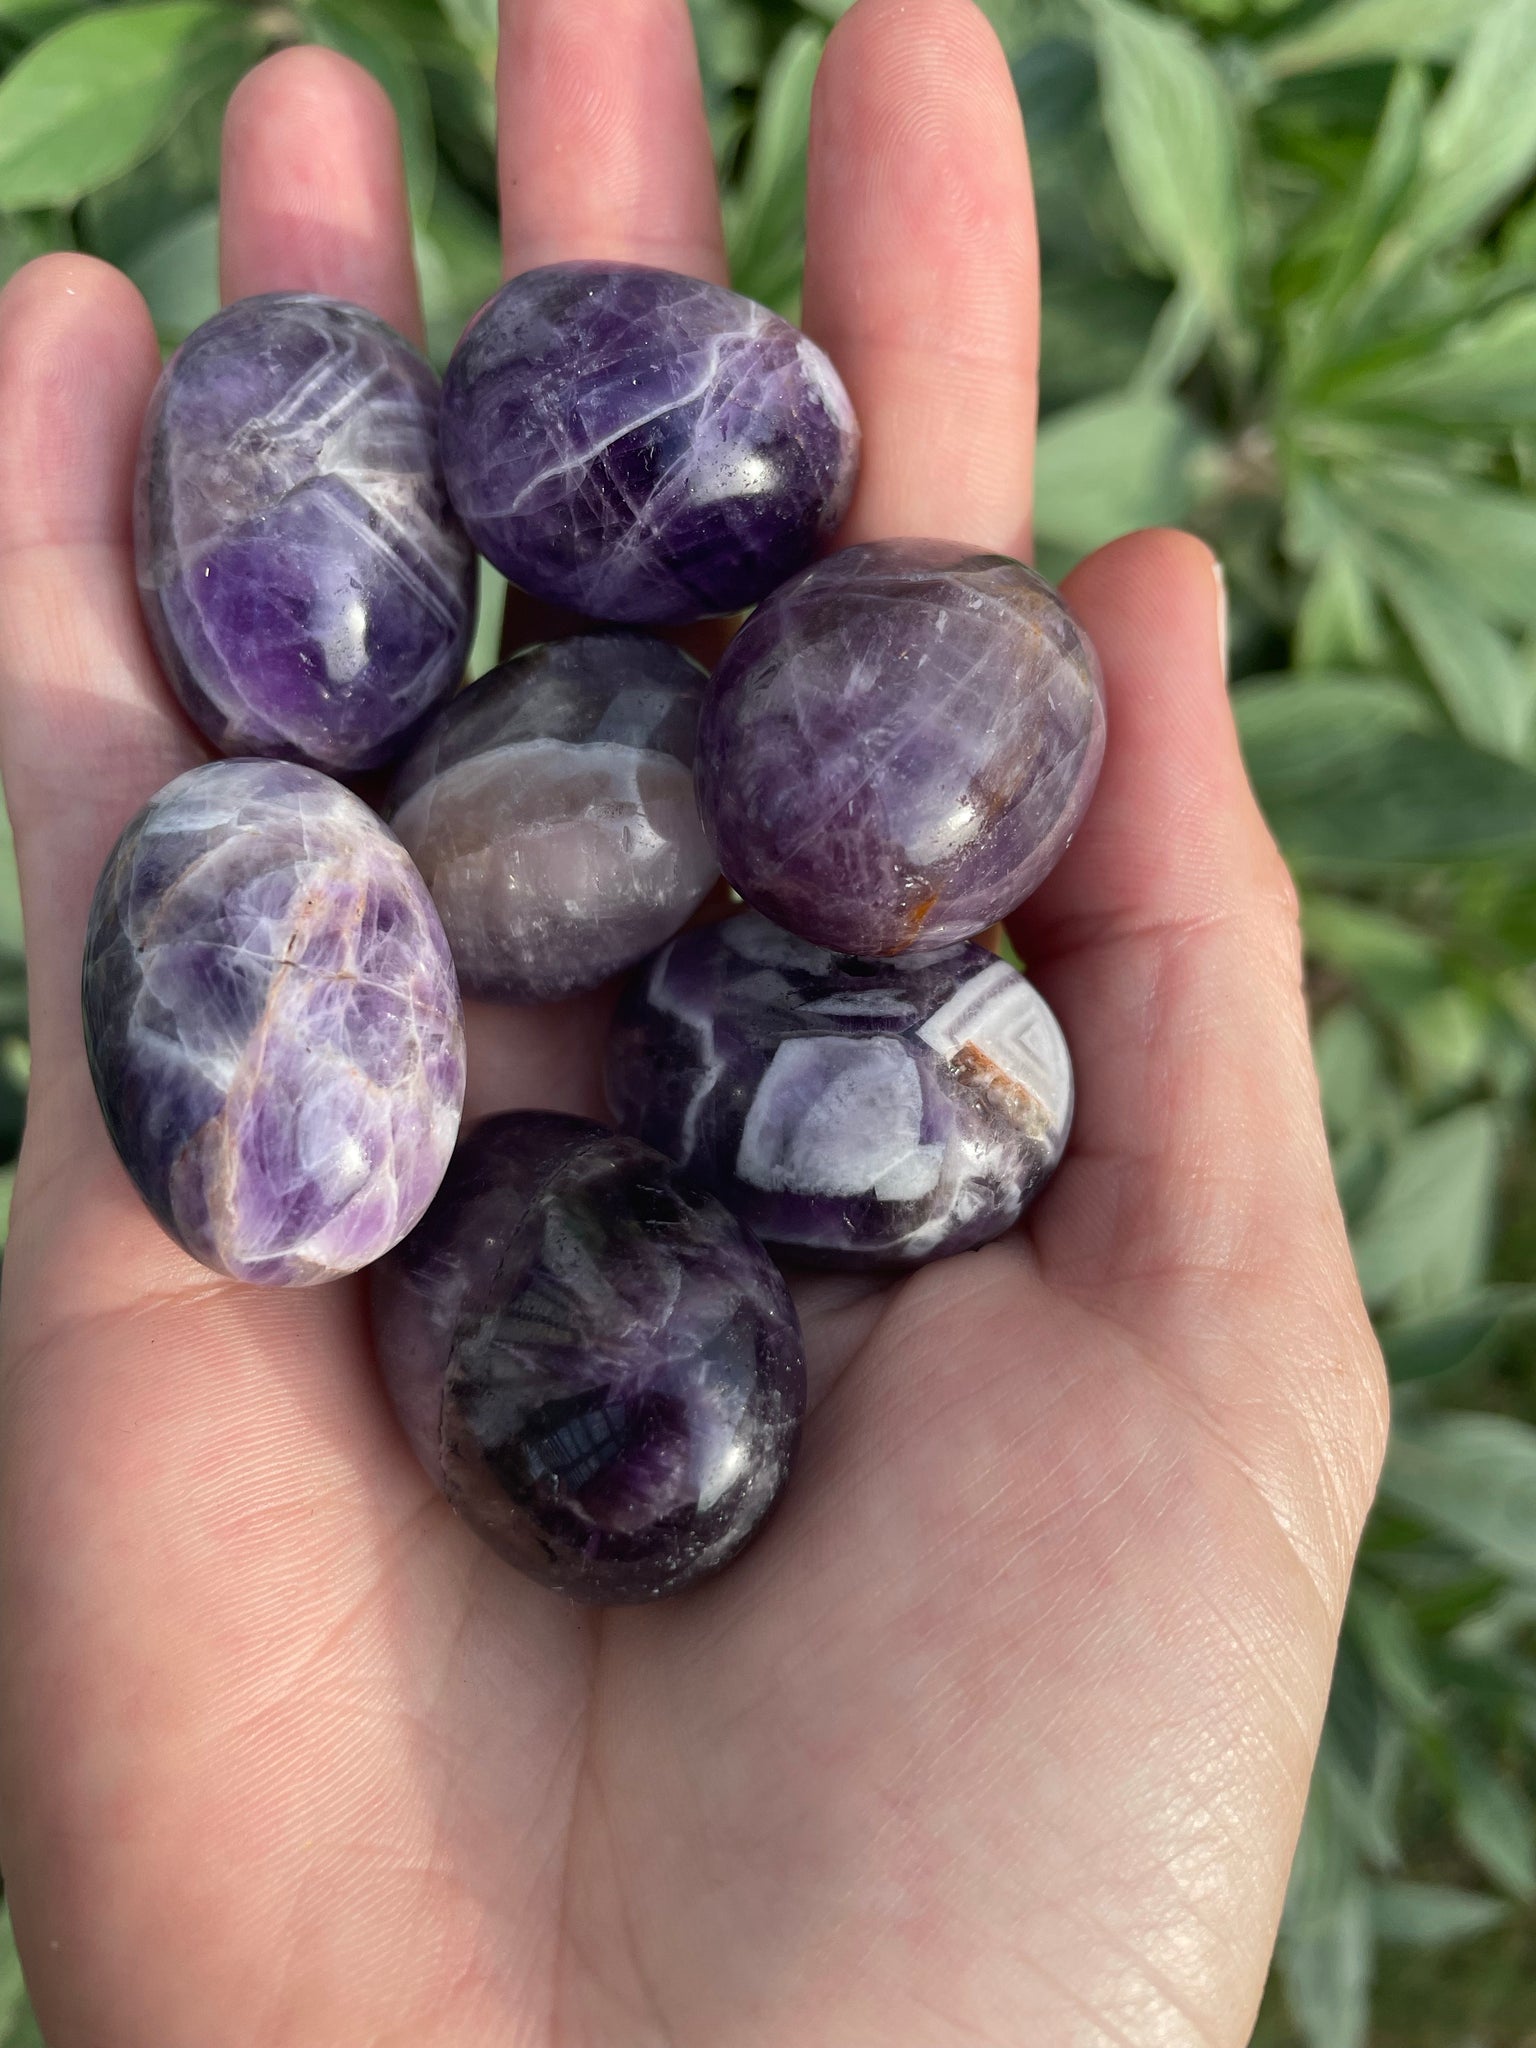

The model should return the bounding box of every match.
[439,262,859,624]
[371,1111,805,1602]
[605,912,1073,1269]
[82,759,466,1285]
[135,293,475,772]
[696,540,1107,954]
[388,635,718,1002]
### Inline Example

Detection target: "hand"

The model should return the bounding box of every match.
[0,3,1387,2042]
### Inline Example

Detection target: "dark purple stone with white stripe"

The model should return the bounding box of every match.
[439,262,859,623]
[135,293,475,771]
[371,1111,805,1602]
[605,913,1073,1269]
[696,540,1106,955]
[82,759,465,1284]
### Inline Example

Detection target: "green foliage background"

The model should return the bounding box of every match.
[1,0,1536,2040]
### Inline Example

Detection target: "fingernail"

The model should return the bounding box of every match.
[1213,556,1229,679]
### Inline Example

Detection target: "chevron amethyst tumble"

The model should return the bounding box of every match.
[371,1112,805,1602]
[605,912,1074,1269]
[388,634,717,1002]
[695,540,1106,955]
[82,759,465,1284]
[135,293,475,772]
[439,262,859,623]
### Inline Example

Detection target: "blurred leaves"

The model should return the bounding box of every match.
[1085,0,1246,341]
[1383,1414,1536,1583]
[0,1,244,209]
[0,1906,42,2047]
[1033,392,1210,557]
[1,2,1535,2044]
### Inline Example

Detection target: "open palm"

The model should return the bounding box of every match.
[0,3,1386,2042]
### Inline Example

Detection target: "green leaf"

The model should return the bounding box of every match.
[1365,539,1536,761]
[1085,0,1245,334]
[1351,1106,1503,1310]
[1371,1880,1511,1946]
[0,3,232,210]
[1314,1004,1389,1142]
[1237,674,1436,779]
[1301,60,1427,346]
[1264,0,1498,78]
[1294,544,1390,669]
[437,0,496,64]
[1383,1411,1536,1582]
[1303,897,1442,1007]
[1348,1582,1443,1726]
[0,1905,41,2048]
[1453,1752,1536,1899]
[1326,296,1536,422]
[1336,469,1536,633]
[1033,394,1207,556]
[1383,1288,1536,1382]
[1237,679,1536,864]
[723,22,823,315]
[1278,1775,1374,2048]
[467,558,505,682]
[1403,0,1536,259]
[0,799,22,963]
[123,199,217,345]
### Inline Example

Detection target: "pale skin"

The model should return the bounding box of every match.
[0,1,1388,2042]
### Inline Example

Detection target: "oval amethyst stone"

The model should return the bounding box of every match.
[439,262,859,623]
[605,913,1073,1269]
[696,540,1106,955]
[135,293,476,772]
[371,1111,805,1602]
[388,635,718,1002]
[82,759,466,1285]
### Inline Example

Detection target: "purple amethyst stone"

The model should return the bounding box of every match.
[82,759,466,1285]
[135,293,475,772]
[439,262,859,624]
[388,635,717,1002]
[371,1111,805,1602]
[696,540,1107,955]
[605,913,1073,1269]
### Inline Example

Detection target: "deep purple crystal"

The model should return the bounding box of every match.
[371,1111,805,1602]
[388,635,717,1002]
[439,262,859,624]
[135,293,476,772]
[605,912,1073,1268]
[695,540,1106,955]
[82,759,466,1284]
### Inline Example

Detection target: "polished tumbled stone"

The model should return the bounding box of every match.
[135,293,475,771]
[82,759,465,1284]
[371,1111,805,1602]
[439,262,859,623]
[696,540,1106,955]
[389,635,717,1002]
[605,912,1073,1269]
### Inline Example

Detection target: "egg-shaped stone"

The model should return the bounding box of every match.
[605,912,1073,1268]
[439,261,859,623]
[388,635,717,1002]
[371,1111,805,1602]
[695,540,1106,954]
[82,759,465,1284]
[135,293,476,772]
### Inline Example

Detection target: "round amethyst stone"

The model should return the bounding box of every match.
[695,540,1106,955]
[605,913,1073,1269]
[388,635,717,1003]
[82,759,466,1285]
[371,1111,805,1602]
[135,293,475,772]
[439,262,859,624]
